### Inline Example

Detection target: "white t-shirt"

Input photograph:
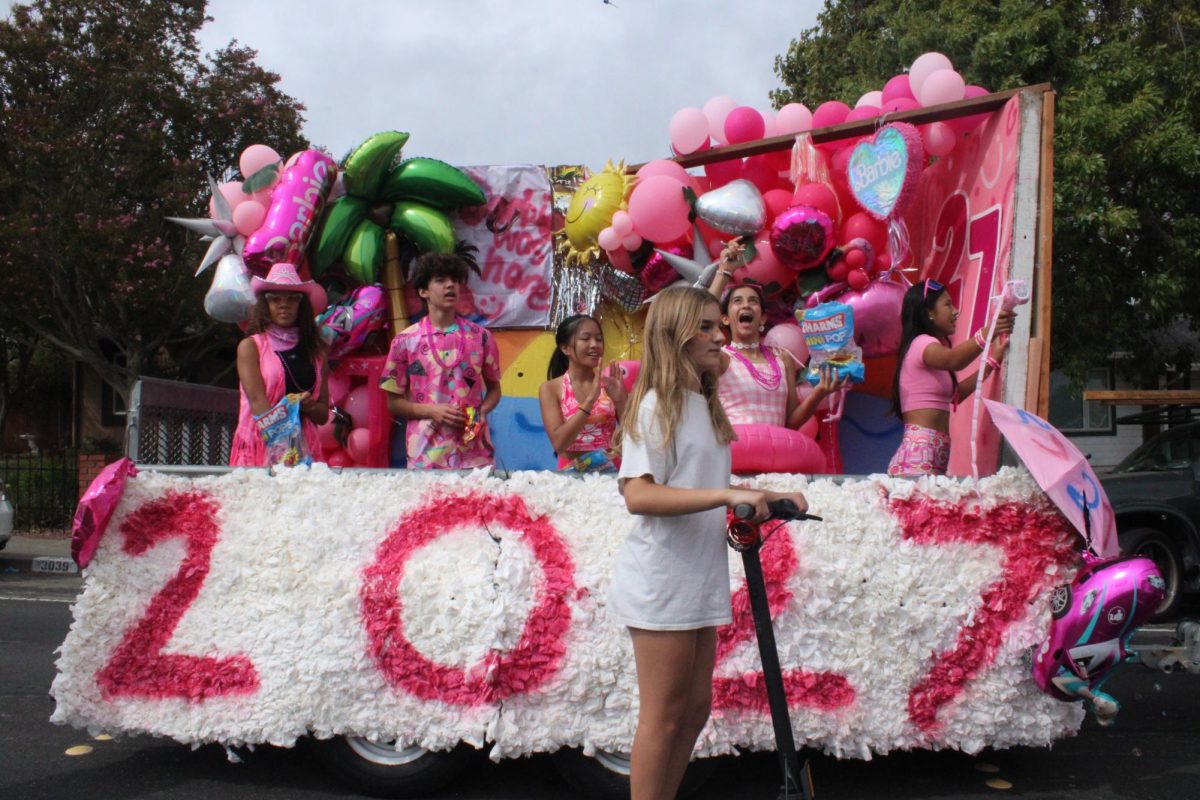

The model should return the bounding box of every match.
[608,390,733,630]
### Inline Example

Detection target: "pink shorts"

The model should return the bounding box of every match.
[887,424,950,477]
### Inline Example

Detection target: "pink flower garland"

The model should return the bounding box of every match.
[360,491,576,706]
[889,495,1078,733]
[95,491,259,702]
[713,521,856,713]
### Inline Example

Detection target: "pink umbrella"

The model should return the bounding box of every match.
[983,399,1118,557]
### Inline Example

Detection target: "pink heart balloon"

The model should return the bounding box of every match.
[846,123,924,222]
[841,277,906,357]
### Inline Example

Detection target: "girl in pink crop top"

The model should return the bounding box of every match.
[538,314,626,472]
[888,279,1016,476]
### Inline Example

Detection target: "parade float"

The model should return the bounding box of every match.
[50,53,1163,798]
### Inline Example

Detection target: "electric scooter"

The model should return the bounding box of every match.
[727,498,821,800]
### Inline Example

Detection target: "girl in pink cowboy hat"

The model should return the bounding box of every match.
[230,263,330,466]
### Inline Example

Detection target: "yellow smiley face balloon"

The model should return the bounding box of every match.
[561,160,635,265]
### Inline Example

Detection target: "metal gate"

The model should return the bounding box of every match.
[0,452,76,530]
[126,377,239,466]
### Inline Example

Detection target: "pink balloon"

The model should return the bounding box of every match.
[71,457,137,568]
[770,204,835,271]
[741,236,793,291]
[610,210,634,237]
[763,322,809,365]
[239,144,282,180]
[242,150,337,275]
[761,112,778,138]
[776,103,813,135]
[669,106,710,155]
[855,91,883,109]
[846,268,870,290]
[921,121,957,157]
[209,180,249,219]
[762,189,793,221]
[704,157,742,188]
[325,448,352,468]
[597,226,621,252]
[621,232,643,251]
[792,183,840,222]
[703,96,738,145]
[881,96,921,114]
[812,101,851,130]
[908,52,954,97]
[845,105,880,124]
[916,68,965,107]
[740,155,778,194]
[346,427,373,464]
[842,212,888,255]
[948,85,992,133]
[232,200,267,237]
[626,175,691,243]
[343,385,372,429]
[881,74,916,104]
[724,106,766,144]
[636,159,700,193]
[328,369,350,405]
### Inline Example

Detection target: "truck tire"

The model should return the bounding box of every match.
[552,747,717,799]
[1121,527,1183,621]
[308,736,475,798]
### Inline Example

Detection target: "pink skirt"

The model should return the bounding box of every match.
[887,424,950,477]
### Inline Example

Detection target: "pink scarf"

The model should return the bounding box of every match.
[264,324,300,353]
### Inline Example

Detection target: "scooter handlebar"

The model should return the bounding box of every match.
[733,499,822,523]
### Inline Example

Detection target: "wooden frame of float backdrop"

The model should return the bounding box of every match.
[635,84,1057,419]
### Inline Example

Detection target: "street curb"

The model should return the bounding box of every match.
[0,537,78,576]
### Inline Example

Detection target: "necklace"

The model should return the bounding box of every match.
[423,316,466,372]
[729,345,781,390]
[728,340,760,350]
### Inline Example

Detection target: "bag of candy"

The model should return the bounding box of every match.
[254,394,312,467]
[798,301,865,385]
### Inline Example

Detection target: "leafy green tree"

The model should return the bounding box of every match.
[772,0,1200,387]
[0,0,309,416]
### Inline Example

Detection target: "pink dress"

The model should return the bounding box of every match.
[380,316,501,469]
[556,372,618,470]
[230,333,325,467]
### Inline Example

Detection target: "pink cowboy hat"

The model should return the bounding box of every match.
[251,263,327,313]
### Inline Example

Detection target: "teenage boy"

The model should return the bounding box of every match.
[380,253,502,469]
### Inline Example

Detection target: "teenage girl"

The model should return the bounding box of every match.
[608,286,808,800]
[888,279,1014,476]
[538,314,626,471]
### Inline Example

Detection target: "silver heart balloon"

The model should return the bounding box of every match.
[204,253,257,323]
[694,179,766,236]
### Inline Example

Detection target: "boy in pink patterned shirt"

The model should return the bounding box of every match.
[380,253,502,469]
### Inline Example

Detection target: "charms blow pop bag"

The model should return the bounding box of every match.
[254,394,312,467]
[798,301,865,385]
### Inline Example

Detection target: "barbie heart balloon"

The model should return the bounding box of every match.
[694,179,766,236]
[847,123,924,221]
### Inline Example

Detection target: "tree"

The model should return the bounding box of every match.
[772,0,1200,387]
[0,0,309,418]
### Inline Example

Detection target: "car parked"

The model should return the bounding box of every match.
[1100,421,1200,620]
[0,481,13,551]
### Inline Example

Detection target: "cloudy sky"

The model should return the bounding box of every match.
[194,0,823,169]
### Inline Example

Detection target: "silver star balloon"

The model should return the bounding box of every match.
[650,220,719,290]
[166,174,245,276]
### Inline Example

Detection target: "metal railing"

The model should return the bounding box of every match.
[0,452,77,531]
[126,377,239,466]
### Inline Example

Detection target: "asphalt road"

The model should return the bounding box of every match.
[2,577,1198,800]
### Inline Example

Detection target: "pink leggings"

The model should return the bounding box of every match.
[887,424,950,477]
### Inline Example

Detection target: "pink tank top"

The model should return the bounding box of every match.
[899,334,954,413]
[230,333,325,466]
[559,372,618,454]
[718,346,788,426]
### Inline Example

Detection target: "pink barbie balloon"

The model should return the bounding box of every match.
[242,150,338,276]
[847,123,925,222]
[770,204,835,271]
[1031,550,1164,724]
